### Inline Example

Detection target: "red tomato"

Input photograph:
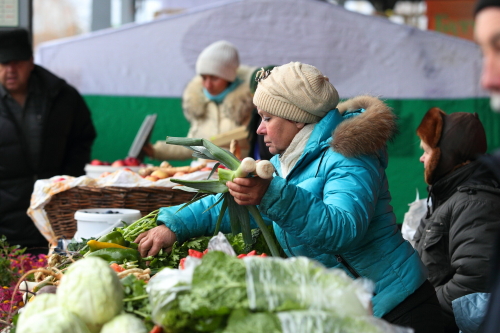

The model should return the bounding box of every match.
[188,249,204,259]
[179,258,186,269]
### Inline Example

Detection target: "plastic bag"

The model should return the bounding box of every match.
[452,292,490,333]
[277,310,414,333]
[146,256,201,327]
[401,189,429,247]
[244,256,373,317]
[208,232,237,256]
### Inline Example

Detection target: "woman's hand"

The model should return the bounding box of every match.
[141,142,155,158]
[226,177,271,205]
[134,224,177,257]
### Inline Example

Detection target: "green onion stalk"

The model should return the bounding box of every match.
[165,137,280,257]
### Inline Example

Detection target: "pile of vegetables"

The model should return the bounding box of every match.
[147,250,411,333]
[15,256,149,333]
[68,207,276,274]
[0,236,47,330]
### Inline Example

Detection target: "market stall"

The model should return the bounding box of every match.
[1,139,413,333]
[34,0,497,224]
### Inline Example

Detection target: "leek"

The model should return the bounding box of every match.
[165,137,280,257]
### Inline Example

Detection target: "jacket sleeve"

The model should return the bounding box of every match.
[435,196,500,316]
[60,87,96,176]
[259,154,380,253]
[157,194,269,244]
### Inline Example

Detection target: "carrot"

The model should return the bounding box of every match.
[110,263,125,273]
[149,325,163,333]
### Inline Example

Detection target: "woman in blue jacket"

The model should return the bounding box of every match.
[136,62,443,332]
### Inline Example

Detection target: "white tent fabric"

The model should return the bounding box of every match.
[35,0,487,99]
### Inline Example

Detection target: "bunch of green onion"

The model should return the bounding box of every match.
[165,137,280,257]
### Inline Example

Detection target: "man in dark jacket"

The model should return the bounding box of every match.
[413,107,500,333]
[474,1,500,332]
[0,29,96,254]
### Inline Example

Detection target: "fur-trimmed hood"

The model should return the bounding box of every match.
[182,65,255,125]
[330,95,397,157]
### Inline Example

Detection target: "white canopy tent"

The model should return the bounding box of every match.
[36,0,487,99]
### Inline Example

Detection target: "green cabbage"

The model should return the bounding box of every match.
[99,313,148,333]
[17,293,58,323]
[57,257,123,332]
[16,307,91,333]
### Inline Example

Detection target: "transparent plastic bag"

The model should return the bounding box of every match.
[146,256,201,327]
[244,256,374,318]
[208,232,237,256]
[277,310,414,333]
[402,189,429,247]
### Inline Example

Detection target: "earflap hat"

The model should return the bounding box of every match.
[417,107,487,185]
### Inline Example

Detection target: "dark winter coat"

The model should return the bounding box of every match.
[414,160,500,322]
[0,65,96,249]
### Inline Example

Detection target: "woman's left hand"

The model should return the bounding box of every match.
[226,177,271,205]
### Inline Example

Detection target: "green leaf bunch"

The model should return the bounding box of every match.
[165,137,280,257]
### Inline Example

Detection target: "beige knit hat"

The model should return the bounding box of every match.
[195,40,240,82]
[253,62,339,123]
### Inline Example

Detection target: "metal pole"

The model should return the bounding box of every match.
[121,0,135,24]
[91,0,112,31]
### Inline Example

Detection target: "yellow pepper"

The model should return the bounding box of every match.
[87,240,129,252]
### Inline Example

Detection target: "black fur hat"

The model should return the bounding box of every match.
[0,29,32,63]
[475,0,500,15]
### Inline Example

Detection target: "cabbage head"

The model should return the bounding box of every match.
[16,307,91,333]
[57,257,123,332]
[100,313,148,333]
[17,293,58,324]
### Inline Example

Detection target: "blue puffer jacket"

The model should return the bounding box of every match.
[158,95,427,317]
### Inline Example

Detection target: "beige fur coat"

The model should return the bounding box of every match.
[153,65,255,161]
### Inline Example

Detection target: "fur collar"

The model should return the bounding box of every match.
[182,65,255,124]
[331,95,397,157]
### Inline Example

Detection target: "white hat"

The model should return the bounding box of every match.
[195,40,240,82]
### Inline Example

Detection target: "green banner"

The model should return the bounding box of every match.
[84,95,500,224]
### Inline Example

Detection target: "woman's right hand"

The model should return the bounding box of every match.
[142,142,155,158]
[134,224,177,257]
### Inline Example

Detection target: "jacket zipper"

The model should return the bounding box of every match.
[335,254,361,279]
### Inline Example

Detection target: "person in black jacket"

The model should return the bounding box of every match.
[413,107,500,333]
[0,29,96,255]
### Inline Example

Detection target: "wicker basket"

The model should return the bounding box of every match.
[44,186,195,239]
